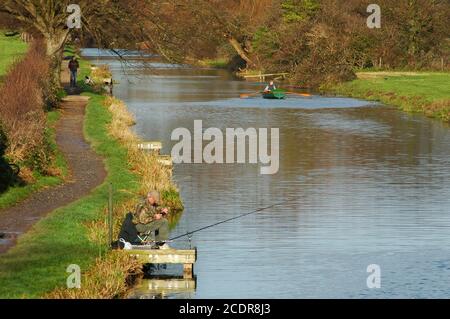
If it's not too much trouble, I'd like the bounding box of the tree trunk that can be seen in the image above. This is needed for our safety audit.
[44,31,69,88]
[45,31,69,58]
[227,36,256,68]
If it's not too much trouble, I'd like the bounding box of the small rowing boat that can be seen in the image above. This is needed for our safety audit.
[262,89,286,100]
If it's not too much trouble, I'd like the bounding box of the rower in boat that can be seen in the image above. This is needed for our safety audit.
[262,81,286,99]
[264,80,277,93]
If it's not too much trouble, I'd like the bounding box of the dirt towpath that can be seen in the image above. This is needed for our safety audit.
[0,62,106,253]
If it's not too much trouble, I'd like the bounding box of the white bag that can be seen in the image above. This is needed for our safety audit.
[119,238,132,250]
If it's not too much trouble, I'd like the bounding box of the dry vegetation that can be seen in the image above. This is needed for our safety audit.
[104,96,179,197]
[91,65,112,81]
[0,41,47,163]
[0,40,57,175]
[46,252,142,299]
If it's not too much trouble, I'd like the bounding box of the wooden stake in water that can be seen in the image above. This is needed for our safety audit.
[108,183,113,249]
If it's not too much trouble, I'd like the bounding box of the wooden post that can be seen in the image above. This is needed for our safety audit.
[108,183,113,249]
[125,248,197,278]
[183,264,193,279]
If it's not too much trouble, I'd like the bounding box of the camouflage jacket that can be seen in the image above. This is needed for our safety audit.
[132,200,161,225]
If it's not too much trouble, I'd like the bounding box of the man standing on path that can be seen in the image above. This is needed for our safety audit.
[68,57,79,87]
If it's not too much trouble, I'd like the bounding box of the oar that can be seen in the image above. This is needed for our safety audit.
[285,91,312,98]
[240,91,262,99]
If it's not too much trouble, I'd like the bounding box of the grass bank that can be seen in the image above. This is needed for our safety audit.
[0,32,28,80]
[328,71,450,122]
[0,53,182,298]
[197,58,229,69]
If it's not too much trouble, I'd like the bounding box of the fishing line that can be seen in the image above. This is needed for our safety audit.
[169,197,298,241]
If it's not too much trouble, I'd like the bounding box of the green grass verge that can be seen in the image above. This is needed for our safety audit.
[198,58,229,69]
[63,45,82,60]
[0,89,140,298]
[0,31,28,79]
[328,71,450,122]
[0,111,68,210]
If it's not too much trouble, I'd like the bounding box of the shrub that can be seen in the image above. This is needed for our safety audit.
[0,124,12,192]
[0,40,52,171]
[426,99,450,122]
[91,65,112,81]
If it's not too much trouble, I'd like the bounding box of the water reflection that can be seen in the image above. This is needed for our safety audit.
[128,275,197,299]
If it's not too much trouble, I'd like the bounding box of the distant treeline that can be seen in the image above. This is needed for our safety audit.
[2,1,448,89]
[154,0,450,87]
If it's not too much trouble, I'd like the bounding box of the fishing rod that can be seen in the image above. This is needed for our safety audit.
[169,197,298,241]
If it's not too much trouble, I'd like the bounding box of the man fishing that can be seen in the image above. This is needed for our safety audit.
[133,190,170,249]
[264,80,277,92]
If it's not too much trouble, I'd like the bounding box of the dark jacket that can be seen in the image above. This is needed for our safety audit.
[117,212,140,245]
[68,59,79,72]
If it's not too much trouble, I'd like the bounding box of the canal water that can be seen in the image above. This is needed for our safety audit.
[83,50,450,298]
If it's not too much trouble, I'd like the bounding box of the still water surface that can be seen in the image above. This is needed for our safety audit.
[84,50,450,298]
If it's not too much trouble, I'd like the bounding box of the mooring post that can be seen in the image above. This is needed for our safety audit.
[183,264,193,279]
[108,183,113,249]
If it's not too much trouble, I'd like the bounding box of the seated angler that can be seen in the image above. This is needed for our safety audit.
[133,190,170,249]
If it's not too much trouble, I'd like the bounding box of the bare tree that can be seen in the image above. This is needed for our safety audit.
[0,1,149,82]
[163,0,274,68]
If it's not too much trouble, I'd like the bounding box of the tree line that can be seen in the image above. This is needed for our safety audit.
[1,1,449,88]
[158,0,450,87]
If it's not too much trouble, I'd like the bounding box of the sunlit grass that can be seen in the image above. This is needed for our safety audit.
[330,71,450,122]
[0,32,28,79]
